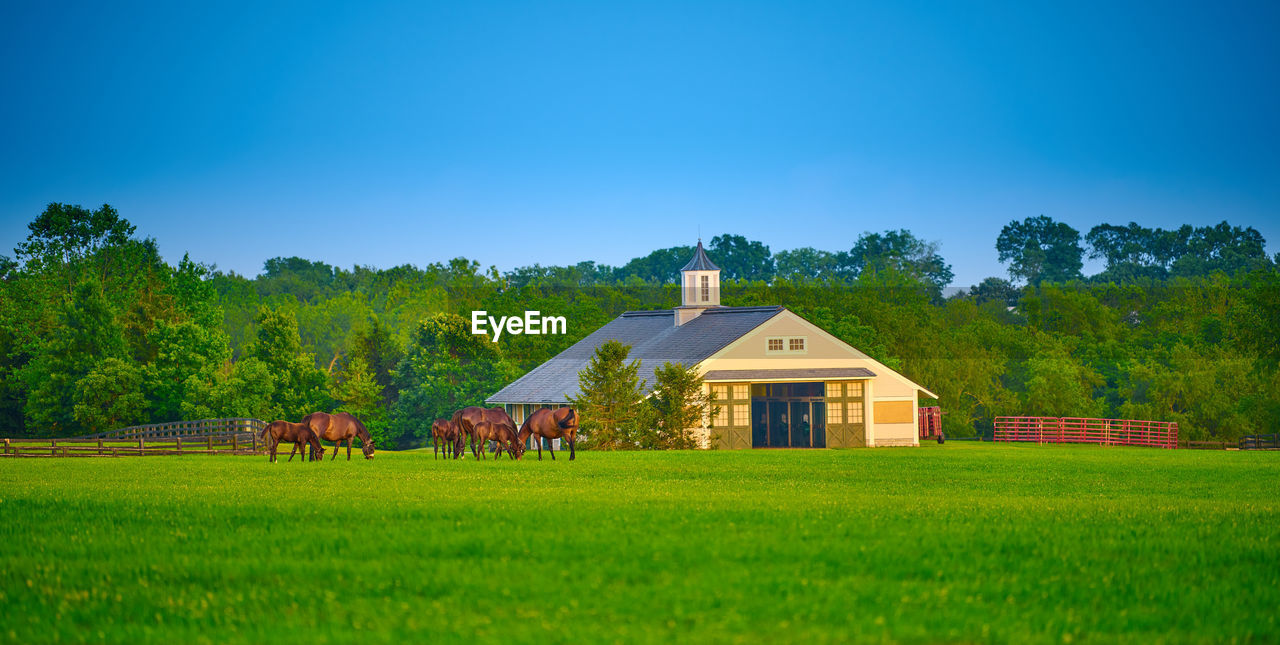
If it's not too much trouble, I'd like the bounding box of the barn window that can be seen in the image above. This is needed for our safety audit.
[733,404,749,425]
[847,382,863,398]
[701,275,710,301]
[789,338,805,351]
[767,338,784,352]
[732,384,748,400]
[847,402,864,424]
[829,404,844,424]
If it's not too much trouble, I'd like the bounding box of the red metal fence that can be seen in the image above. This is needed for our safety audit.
[994,416,1178,449]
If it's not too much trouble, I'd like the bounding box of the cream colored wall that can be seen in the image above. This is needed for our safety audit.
[712,314,867,360]
[870,390,919,447]
[693,309,932,449]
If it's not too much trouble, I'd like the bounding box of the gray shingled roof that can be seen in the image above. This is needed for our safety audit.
[680,240,720,271]
[487,306,782,404]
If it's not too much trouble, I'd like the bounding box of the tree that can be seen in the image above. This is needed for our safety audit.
[249,306,330,421]
[649,361,715,449]
[182,357,275,421]
[1021,352,1105,418]
[13,203,136,295]
[21,280,130,435]
[968,277,1020,307]
[389,313,518,448]
[849,230,953,299]
[708,235,774,281]
[614,246,695,283]
[349,317,402,408]
[568,340,648,449]
[143,256,232,422]
[74,358,148,433]
[1171,221,1272,277]
[996,215,1084,285]
[330,355,389,448]
[773,247,848,281]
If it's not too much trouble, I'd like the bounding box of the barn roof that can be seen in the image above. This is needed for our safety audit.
[487,306,783,404]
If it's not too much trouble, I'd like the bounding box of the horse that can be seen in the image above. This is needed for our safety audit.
[472,420,521,460]
[452,406,519,460]
[431,418,462,460]
[302,411,375,461]
[260,420,325,463]
[516,407,579,460]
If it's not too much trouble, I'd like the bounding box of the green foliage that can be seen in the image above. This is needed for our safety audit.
[967,276,1020,306]
[73,357,148,433]
[389,313,518,448]
[21,280,128,435]
[849,229,954,301]
[2,203,1278,448]
[708,234,774,281]
[181,357,275,421]
[249,306,330,421]
[569,340,649,449]
[330,355,389,448]
[649,361,714,449]
[997,214,1085,285]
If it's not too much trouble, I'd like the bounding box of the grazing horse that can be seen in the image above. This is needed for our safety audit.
[472,420,521,460]
[302,411,375,461]
[431,418,462,460]
[452,406,519,460]
[517,407,579,461]
[260,420,325,463]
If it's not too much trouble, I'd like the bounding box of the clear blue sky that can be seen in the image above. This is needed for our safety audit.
[2,1,1277,286]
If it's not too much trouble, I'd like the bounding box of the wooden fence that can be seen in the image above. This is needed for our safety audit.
[1,418,267,458]
[994,416,1178,449]
[1240,433,1280,450]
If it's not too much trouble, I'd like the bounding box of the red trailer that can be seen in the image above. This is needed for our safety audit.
[918,406,942,439]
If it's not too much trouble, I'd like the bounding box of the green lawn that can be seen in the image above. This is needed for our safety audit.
[0,444,1276,644]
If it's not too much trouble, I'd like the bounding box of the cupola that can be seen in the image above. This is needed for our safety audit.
[676,240,720,326]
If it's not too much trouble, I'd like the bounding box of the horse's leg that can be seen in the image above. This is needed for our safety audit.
[537,435,543,461]
[269,439,277,463]
[288,442,299,462]
[569,437,576,461]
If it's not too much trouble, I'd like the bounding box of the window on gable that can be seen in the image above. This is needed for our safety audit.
[767,336,807,354]
[701,275,710,301]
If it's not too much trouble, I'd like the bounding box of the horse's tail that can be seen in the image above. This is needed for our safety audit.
[259,422,272,448]
[558,408,577,429]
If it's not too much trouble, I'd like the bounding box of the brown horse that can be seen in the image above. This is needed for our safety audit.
[302,411,375,461]
[517,407,579,460]
[431,418,462,460]
[452,406,519,460]
[260,420,325,463]
[472,420,521,460]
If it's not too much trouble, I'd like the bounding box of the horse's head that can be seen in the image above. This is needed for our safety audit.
[311,444,325,462]
[362,441,375,459]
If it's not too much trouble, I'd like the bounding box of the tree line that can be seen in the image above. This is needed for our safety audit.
[2,203,1276,446]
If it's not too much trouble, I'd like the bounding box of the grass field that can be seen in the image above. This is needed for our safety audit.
[1,444,1276,644]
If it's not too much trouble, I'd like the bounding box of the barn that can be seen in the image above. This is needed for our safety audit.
[486,241,937,448]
